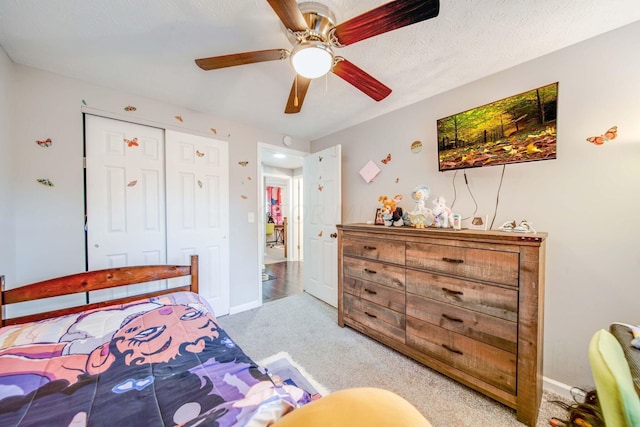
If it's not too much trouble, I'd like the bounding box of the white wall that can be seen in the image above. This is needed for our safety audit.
[0,47,14,284]
[313,22,640,390]
[5,64,310,309]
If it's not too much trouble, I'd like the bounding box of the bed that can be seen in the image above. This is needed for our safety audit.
[0,256,310,426]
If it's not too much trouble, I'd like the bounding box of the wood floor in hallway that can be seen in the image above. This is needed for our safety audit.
[262,261,303,302]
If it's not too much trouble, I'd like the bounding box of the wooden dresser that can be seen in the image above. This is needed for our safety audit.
[336,224,546,426]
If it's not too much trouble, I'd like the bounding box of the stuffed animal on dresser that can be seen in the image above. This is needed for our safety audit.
[432,196,454,228]
[408,185,435,228]
[378,195,408,226]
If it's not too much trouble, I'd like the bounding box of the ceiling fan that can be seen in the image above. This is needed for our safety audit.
[195,0,440,114]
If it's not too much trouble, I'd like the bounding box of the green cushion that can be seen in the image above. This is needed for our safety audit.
[589,329,640,427]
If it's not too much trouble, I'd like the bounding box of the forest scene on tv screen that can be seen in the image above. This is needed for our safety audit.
[437,82,558,171]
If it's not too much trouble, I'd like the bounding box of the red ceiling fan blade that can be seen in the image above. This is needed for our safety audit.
[331,0,440,46]
[285,75,312,114]
[195,49,288,71]
[332,59,391,101]
[266,0,308,32]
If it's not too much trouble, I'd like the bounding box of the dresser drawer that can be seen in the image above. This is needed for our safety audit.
[407,293,516,353]
[343,293,405,343]
[342,236,405,265]
[406,317,516,394]
[343,256,405,291]
[406,269,518,322]
[406,242,519,286]
[343,276,405,313]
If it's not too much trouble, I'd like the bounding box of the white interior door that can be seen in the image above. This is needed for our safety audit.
[85,115,166,299]
[165,130,230,316]
[303,145,341,307]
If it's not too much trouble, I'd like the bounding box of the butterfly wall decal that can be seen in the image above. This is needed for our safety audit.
[36,138,52,147]
[36,178,54,187]
[381,153,392,164]
[586,126,617,145]
[124,137,139,147]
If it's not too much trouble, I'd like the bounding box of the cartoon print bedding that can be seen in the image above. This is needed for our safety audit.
[0,291,310,426]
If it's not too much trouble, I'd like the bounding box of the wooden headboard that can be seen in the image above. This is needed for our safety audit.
[1,255,199,326]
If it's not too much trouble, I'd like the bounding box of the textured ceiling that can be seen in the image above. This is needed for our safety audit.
[1,1,639,140]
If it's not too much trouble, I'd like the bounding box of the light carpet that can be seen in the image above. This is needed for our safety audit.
[218,292,570,427]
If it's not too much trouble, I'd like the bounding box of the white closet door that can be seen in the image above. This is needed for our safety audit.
[165,130,230,316]
[85,115,166,300]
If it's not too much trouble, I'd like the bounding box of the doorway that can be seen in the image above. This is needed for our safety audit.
[258,143,305,302]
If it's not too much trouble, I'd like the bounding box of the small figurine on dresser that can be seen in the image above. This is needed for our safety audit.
[432,196,454,228]
[378,195,409,226]
[408,185,435,228]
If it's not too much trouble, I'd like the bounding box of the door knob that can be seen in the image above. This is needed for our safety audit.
[330,232,337,238]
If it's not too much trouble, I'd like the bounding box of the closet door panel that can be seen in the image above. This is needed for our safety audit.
[165,130,230,316]
[85,115,166,301]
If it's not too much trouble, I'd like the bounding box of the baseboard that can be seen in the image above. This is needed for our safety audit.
[228,299,262,315]
[543,376,573,400]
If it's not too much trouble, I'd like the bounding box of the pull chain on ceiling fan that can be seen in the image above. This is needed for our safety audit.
[195,0,440,114]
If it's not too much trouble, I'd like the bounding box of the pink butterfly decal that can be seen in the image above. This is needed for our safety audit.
[381,154,391,164]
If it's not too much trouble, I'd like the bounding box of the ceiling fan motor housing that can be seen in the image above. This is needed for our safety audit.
[284,2,337,45]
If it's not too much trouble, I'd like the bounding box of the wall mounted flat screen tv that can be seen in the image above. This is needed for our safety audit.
[437,82,558,171]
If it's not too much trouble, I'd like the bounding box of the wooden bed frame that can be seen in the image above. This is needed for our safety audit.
[0,255,199,327]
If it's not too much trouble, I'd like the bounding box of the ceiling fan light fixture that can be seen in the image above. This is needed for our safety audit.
[290,40,334,79]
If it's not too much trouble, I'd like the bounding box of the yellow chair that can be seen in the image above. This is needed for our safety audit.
[589,329,640,426]
[266,223,276,244]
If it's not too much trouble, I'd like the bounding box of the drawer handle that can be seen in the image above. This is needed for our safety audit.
[442,313,464,323]
[364,288,377,295]
[442,257,464,264]
[363,246,377,251]
[364,311,377,319]
[442,344,463,355]
[364,268,377,274]
[442,287,464,296]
